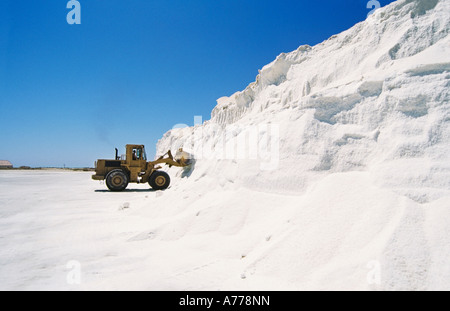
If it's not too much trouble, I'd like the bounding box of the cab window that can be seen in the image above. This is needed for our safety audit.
[132,148,141,160]
[132,147,146,161]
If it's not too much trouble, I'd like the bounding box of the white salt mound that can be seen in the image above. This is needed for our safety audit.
[155,0,450,290]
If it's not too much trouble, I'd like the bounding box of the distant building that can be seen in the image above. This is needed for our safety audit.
[0,160,13,169]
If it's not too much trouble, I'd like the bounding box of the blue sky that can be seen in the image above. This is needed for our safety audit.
[0,0,397,167]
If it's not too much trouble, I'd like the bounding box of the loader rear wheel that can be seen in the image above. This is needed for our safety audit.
[149,171,170,190]
[106,169,129,192]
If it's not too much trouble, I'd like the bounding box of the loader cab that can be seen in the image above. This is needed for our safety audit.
[126,145,147,165]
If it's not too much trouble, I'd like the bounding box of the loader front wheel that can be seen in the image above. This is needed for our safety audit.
[106,169,129,192]
[149,171,170,190]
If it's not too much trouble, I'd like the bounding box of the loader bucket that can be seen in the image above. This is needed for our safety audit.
[175,148,194,166]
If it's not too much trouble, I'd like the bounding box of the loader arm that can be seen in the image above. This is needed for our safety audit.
[150,150,191,168]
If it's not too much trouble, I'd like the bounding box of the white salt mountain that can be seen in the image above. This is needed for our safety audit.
[154,0,450,290]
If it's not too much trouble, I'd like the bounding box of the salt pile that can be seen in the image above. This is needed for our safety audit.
[154,0,450,290]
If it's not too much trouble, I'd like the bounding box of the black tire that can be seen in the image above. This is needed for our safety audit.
[149,171,170,190]
[106,169,129,192]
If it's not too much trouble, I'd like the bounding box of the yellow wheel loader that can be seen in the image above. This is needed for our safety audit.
[92,145,192,191]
